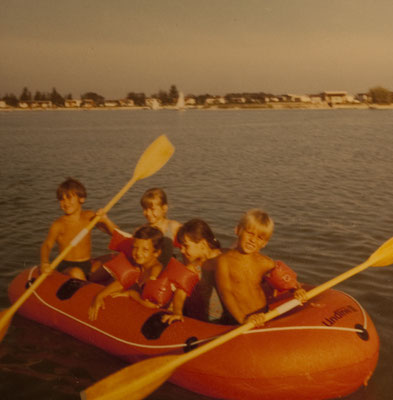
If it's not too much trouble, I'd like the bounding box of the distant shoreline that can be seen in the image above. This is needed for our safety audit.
[1,103,393,112]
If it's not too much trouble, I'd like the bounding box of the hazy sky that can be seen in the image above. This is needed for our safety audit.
[1,0,393,98]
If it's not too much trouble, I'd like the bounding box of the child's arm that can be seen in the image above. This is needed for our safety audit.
[265,260,306,302]
[161,288,187,324]
[95,209,119,235]
[111,289,159,309]
[112,261,164,310]
[170,220,182,238]
[129,290,160,309]
[88,280,123,321]
[293,286,308,304]
[40,221,61,274]
[216,256,246,324]
[131,263,163,309]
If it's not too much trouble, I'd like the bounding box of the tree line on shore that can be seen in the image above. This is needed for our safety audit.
[1,84,393,108]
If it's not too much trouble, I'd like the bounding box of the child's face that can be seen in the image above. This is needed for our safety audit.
[132,238,158,266]
[142,199,168,225]
[59,192,84,215]
[236,223,271,255]
[180,235,207,264]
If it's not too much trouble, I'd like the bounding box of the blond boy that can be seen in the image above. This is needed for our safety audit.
[217,209,306,326]
[216,209,275,325]
[40,178,118,280]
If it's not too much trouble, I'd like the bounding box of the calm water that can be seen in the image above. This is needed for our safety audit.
[0,109,392,400]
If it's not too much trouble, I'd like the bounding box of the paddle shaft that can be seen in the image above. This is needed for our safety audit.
[0,135,175,337]
[82,233,393,400]
[0,176,138,329]
[162,258,374,367]
[305,259,371,301]
[81,236,393,400]
[81,255,382,400]
[177,255,378,356]
[192,242,393,360]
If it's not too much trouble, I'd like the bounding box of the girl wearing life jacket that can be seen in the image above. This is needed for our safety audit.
[162,218,223,325]
[88,225,165,321]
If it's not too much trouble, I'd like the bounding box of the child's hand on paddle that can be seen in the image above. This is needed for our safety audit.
[96,208,106,219]
[294,286,308,304]
[40,262,51,274]
[245,313,266,328]
[95,208,118,235]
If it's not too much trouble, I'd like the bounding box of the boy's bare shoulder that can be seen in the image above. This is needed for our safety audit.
[51,215,67,230]
[218,249,234,260]
[253,252,275,269]
[45,217,66,241]
[169,219,182,232]
[82,209,96,219]
[217,249,240,267]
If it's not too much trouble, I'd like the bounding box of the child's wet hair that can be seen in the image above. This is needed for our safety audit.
[56,178,87,200]
[133,225,164,251]
[177,218,221,250]
[140,188,168,209]
[238,209,274,234]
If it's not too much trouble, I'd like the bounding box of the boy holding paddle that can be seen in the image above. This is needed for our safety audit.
[216,209,305,326]
[40,178,118,280]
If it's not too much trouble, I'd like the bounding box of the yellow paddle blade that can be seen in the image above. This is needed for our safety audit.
[367,237,393,267]
[0,136,175,344]
[81,355,178,400]
[101,134,174,216]
[0,310,11,341]
[132,135,175,181]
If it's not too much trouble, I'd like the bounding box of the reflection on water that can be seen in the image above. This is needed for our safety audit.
[0,109,392,399]
[1,315,210,400]
[1,316,125,400]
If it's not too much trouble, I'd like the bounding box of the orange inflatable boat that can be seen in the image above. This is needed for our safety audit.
[8,266,379,400]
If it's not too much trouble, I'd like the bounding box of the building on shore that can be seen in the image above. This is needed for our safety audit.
[322,91,352,106]
[17,100,53,109]
[65,99,82,108]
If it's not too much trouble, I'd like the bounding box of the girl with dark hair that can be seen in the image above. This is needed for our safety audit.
[162,219,224,324]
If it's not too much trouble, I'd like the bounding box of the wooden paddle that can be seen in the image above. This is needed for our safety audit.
[0,135,175,342]
[80,236,393,400]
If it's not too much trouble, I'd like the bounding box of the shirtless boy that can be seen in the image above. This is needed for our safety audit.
[40,178,118,280]
[216,209,279,325]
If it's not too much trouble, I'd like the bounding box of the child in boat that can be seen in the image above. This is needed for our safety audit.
[88,225,164,321]
[162,218,223,324]
[216,209,305,327]
[106,188,181,266]
[140,188,181,266]
[40,178,118,280]
[90,187,181,282]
